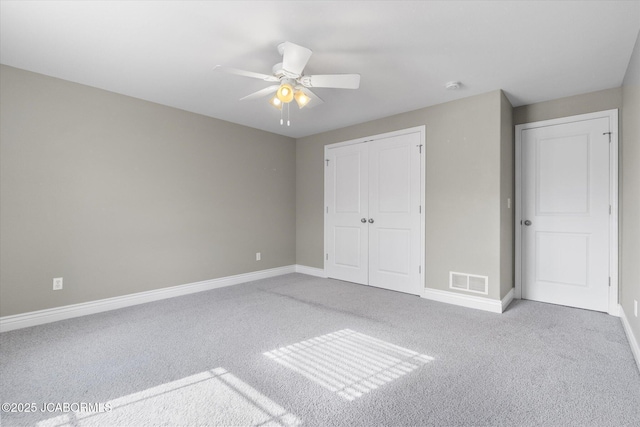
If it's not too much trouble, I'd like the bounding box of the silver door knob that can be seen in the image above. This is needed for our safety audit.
[361,218,367,223]
[524,220,532,226]
[368,218,374,223]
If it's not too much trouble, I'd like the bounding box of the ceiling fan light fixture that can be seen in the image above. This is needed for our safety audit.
[269,95,283,110]
[294,90,311,108]
[216,42,358,124]
[276,83,294,103]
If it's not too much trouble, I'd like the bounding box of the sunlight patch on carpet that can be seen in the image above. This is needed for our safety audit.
[264,329,433,401]
[37,367,300,427]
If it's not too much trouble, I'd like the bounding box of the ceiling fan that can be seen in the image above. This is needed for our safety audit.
[215,41,361,125]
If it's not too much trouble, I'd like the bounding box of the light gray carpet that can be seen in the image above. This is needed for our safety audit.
[1,273,639,426]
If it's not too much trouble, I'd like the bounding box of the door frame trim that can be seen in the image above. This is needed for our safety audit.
[324,125,426,295]
[515,109,619,316]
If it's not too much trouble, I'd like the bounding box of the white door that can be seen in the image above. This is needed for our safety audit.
[522,117,611,312]
[325,131,422,295]
[325,142,369,285]
[368,134,422,294]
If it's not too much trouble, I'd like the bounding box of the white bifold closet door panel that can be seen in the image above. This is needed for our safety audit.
[368,135,421,293]
[325,131,422,295]
[325,143,369,285]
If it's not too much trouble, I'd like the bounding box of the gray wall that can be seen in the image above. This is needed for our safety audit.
[500,92,515,299]
[0,65,296,317]
[514,87,622,125]
[621,31,640,343]
[296,90,513,301]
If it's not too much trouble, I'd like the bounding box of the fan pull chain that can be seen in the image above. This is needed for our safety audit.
[277,103,291,126]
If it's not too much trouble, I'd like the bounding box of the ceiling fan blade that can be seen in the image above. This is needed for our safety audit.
[239,85,279,101]
[281,42,312,76]
[214,65,279,82]
[301,74,361,89]
[302,89,324,109]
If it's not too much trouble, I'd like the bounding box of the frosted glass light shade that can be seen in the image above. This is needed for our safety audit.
[276,83,294,103]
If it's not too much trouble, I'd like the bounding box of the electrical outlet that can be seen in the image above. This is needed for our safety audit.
[635,299,638,317]
[256,252,261,261]
[507,198,511,209]
[53,277,63,290]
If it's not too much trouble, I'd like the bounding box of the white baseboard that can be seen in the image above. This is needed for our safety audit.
[422,287,512,314]
[609,303,620,317]
[619,304,640,373]
[295,264,327,278]
[0,265,296,333]
[501,288,515,312]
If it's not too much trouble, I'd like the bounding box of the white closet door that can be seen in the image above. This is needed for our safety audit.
[325,130,422,296]
[522,117,610,312]
[368,133,422,295]
[325,143,369,285]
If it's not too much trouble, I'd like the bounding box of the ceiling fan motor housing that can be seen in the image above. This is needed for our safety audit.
[272,63,285,78]
[272,62,301,80]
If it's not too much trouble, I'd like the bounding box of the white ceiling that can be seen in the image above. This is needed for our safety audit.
[1,1,639,138]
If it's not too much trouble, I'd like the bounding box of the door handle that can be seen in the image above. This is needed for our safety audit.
[524,220,532,226]
[361,218,367,223]
[368,218,374,223]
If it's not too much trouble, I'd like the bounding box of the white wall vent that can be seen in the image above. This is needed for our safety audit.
[449,272,488,295]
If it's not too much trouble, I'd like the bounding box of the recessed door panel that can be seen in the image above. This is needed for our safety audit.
[377,228,410,275]
[334,226,362,268]
[335,153,362,213]
[536,134,590,215]
[378,145,411,213]
[535,232,589,287]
